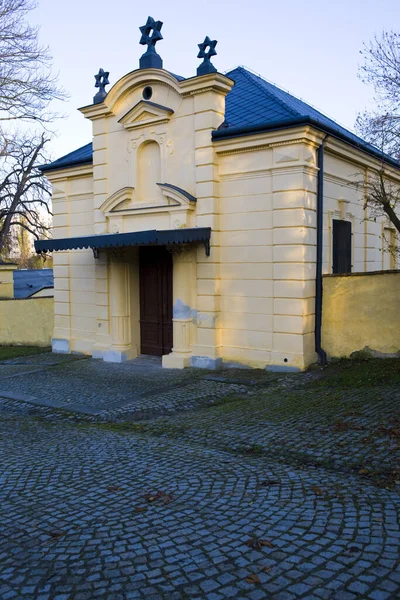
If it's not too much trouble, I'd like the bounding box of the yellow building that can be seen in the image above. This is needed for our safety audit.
[36,18,399,371]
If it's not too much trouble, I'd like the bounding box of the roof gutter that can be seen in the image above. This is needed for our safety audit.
[38,157,93,173]
[212,116,400,170]
[315,136,328,366]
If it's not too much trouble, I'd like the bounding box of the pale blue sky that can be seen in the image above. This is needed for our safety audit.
[31,0,399,161]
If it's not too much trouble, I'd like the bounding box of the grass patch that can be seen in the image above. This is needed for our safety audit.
[310,358,400,389]
[0,345,51,361]
[95,421,193,439]
[93,422,148,434]
[239,443,265,456]
[208,389,345,423]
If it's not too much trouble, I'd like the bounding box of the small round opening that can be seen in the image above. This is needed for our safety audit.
[284,358,288,363]
[143,86,153,100]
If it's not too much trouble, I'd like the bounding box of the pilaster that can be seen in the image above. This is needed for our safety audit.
[104,255,135,362]
[190,85,230,369]
[92,252,111,359]
[270,143,319,370]
[92,118,108,234]
[52,250,71,354]
[0,261,17,298]
[163,245,196,369]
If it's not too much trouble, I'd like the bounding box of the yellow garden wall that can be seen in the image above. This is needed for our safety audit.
[322,271,400,357]
[0,297,54,346]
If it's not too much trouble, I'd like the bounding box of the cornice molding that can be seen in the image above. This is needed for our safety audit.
[79,103,113,120]
[323,171,359,188]
[325,137,400,180]
[180,72,234,98]
[214,126,322,155]
[220,163,318,182]
[218,143,272,157]
[45,164,93,182]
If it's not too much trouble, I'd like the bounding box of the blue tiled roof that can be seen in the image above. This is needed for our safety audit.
[224,67,299,128]
[217,67,398,167]
[13,269,54,299]
[41,66,399,171]
[39,143,92,173]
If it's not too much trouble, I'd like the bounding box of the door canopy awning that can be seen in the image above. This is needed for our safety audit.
[34,227,211,257]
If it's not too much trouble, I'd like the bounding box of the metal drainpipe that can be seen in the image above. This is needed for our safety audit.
[315,136,328,365]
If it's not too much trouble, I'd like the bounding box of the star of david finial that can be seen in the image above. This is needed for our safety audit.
[93,68,110,104]
[139,16,163,69]
[197,36,218,76]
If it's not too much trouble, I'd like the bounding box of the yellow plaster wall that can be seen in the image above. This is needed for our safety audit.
[0,297,53,346]
[212,138,319,370]
[323,151,399,274]
[322,271,400,357]
[51,170,97,354]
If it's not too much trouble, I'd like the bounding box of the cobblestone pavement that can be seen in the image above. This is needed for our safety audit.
[141,383,400,486]
[0,354,274,417]
[0,354,399,599]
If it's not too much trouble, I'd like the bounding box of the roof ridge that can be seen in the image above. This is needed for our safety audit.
[234,66,301,119]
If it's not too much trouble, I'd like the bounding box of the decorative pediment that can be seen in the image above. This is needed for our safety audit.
[118,100,174,131]
[100,187,135,213]
[157,183,196,207]
[100,183,196,217]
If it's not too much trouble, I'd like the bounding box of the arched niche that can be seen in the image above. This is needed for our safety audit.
[137,140,162,203]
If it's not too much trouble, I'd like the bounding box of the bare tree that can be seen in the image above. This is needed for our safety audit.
[0,1,65,259]
[0,132,51,254]
[356,30,400,247]
[0,0,64,126]
[357,31,400,159]
[361,169,400,232]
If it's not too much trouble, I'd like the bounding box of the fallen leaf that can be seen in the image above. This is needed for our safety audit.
[262,565,272,573]
[144,490,174,504]
[334,420,364,432]
[134,506,147,513]
[311,485,324,496]
[107,485,122,492]
[333,421,350,431]
[245,573,261,584]
[48,531,65,540]
[245,537,274,550]
[144,495,157,503]
[259,480,279,487]
[358,469,369,475]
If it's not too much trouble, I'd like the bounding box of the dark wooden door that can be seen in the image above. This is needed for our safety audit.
[139,246,173,356]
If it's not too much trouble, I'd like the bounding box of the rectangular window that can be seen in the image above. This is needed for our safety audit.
[332,219,352,274]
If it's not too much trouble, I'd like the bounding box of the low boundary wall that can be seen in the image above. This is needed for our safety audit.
[322,270,400,358]
[0,297,54,346]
